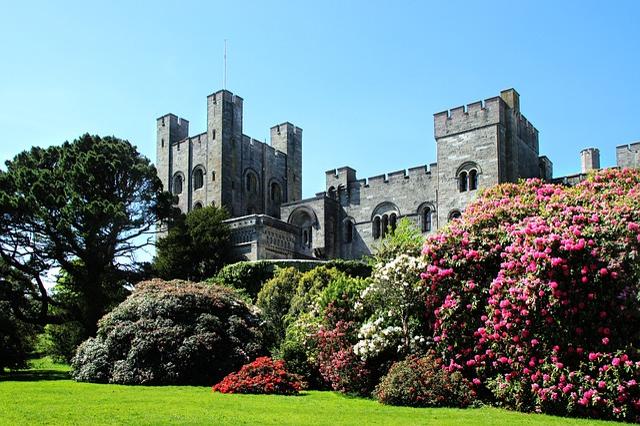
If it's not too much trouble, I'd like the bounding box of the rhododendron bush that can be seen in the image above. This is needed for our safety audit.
[212,357,303,395]
[421,168,640,421]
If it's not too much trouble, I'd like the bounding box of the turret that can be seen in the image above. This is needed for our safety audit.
[156,113,189,193]
[207,90,244,214]
[580,148,600,173]
[271,122,302,203]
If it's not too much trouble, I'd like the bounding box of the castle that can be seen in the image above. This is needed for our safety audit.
[156,89,640,260]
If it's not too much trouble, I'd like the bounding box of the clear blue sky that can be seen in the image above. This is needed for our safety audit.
[1,0,638,198]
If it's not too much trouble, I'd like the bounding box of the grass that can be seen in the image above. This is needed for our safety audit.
[0,358,620,425]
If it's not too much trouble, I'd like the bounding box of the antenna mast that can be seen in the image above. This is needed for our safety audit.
[223,39,227,90]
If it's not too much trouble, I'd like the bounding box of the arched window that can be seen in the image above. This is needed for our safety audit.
[469,169,478,190]
[459,171,468,192]
[328,186,336,199]
[344,219,354,243]
[381,215,389,238]
[172,174,183,195]
[449,210,462,221]
[193,167,204,190]
[373,216,381,239]
[245,171,258,194]
[389,213,397,233]
[193,202,203,210]
[457,162,481,193]
[271,182,282,203]
[289,207,316,250]
[422,207,432,232]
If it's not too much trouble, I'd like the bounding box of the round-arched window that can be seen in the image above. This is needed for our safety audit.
[172,174,183,195]
[459,171,468,192]
[344,219,354,243]
[193,167,205,190]
[271,182,282,204]
[422,206,432,232]
[457,162,480,193]
[245,171,258,194]
[469,169,478,190]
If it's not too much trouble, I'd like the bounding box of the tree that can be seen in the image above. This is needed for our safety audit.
[370,217,424,265]
[153,205,233,281]
[0,134,172,336]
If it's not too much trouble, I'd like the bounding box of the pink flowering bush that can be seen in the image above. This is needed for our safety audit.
[316,302,373,395]
[421,168,640,421]
[375,352,475,408]
[212,357,303,395]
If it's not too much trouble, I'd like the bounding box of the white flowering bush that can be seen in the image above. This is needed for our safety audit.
[355,254,429,362]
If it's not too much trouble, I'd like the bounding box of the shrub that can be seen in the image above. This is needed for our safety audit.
[71,279,264,385]
[316,305,371,395]
[256,267,302,350]
[314,277,372,395]
[375,352,474,408]
[286,267,348,322]
[212,356,304,395]
[278,267,368,391]
[420,168,640,421]
[213,261,276,301]
[38,321,86,363]
[355,254,428,362]
[324,259,372,279]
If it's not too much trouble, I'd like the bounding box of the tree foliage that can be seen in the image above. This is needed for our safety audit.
[370,217,424,265]
[0,134,171,336]
[153,205,233,281]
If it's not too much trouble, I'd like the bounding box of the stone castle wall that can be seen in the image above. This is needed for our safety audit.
[156,88,636,262]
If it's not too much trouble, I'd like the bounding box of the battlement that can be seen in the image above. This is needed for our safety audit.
[616,141,640,151]
[175,131,207,145]
[271,122,303,137]
[333,163,436,190]
[434,96,504,139]
[326,166,357,190]
[157,113,189,143]
[207,89,244,104]
[616,141,640,169]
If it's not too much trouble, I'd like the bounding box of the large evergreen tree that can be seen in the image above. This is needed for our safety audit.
[154,205,233,281]
[0,134,173,336]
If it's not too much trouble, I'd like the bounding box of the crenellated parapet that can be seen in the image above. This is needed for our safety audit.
[434,97,504,139]
[616,142,640,169]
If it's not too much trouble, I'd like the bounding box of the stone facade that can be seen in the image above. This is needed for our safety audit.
[156,88,636,261]
[616,142,640,169]
[156,90,301,219]
[282,89,552,259]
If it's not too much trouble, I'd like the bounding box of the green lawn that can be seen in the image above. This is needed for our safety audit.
[0,359,618,425]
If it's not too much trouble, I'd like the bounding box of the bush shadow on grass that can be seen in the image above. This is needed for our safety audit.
[0,369,70,382]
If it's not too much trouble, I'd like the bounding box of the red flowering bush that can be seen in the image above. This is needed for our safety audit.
[212,357,303,395]
[316,303,372,395]
[421,168,640,421]
[375,352,475,408]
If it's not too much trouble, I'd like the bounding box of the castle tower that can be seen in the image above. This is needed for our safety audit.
[580,148,600,173]
[271,122,302,203]
[156,113,189,211]
[434,88,544,226]
[207,90,244,216]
